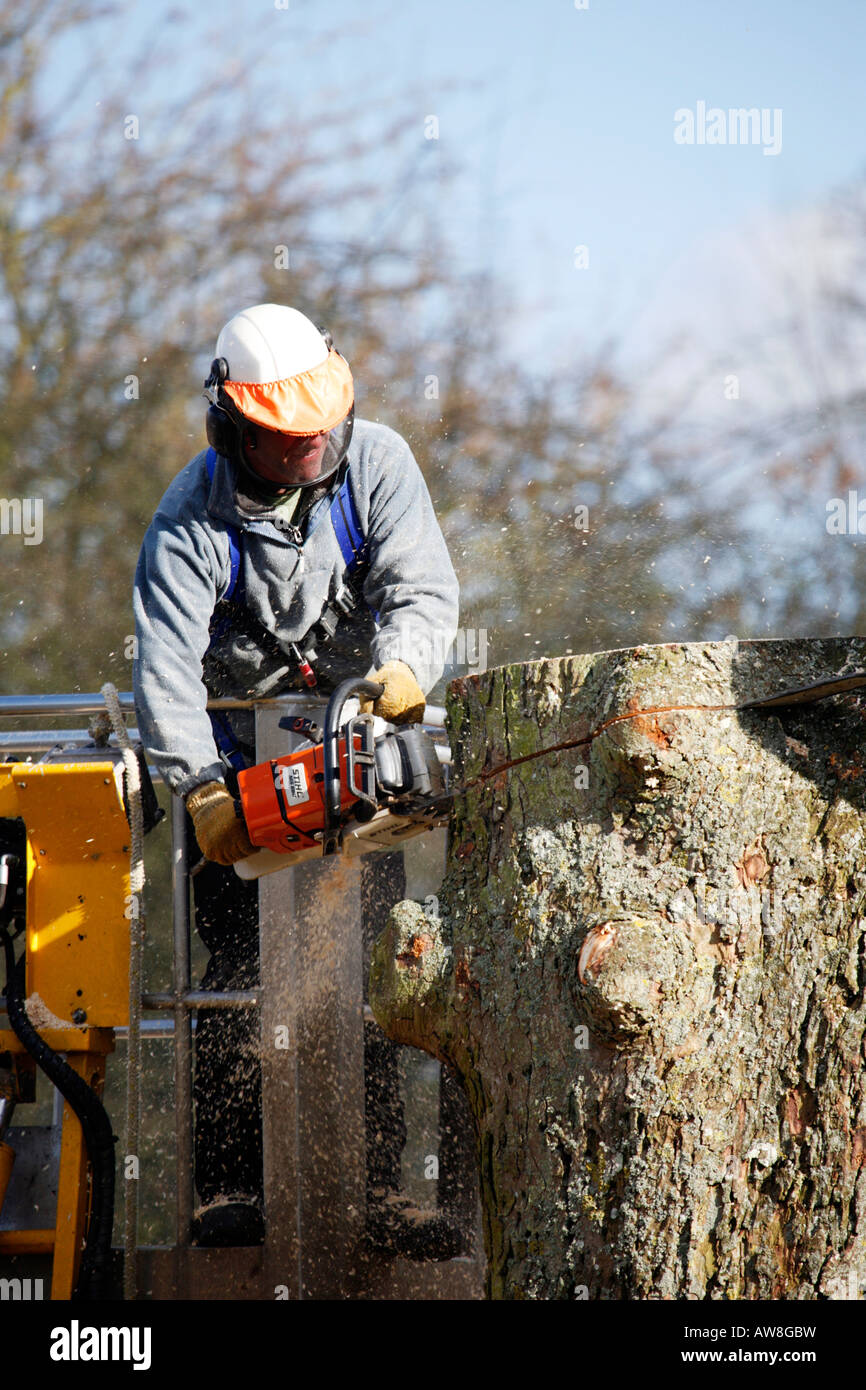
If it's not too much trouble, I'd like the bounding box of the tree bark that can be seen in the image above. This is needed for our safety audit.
[370,639,866,1299]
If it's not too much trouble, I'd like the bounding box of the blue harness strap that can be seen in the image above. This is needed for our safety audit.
[329,474,368,574]
[330,472,378,619]
[208,711,248,774]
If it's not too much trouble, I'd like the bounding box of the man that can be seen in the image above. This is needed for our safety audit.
[133,303,459,1250]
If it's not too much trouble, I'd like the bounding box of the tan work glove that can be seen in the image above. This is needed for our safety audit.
[186,781,256,866]
[359,660,426,725]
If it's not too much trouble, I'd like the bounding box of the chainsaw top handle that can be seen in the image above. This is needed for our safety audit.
[322,677,385,855]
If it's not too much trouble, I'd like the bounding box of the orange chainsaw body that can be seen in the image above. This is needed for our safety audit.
[237,725,374,855]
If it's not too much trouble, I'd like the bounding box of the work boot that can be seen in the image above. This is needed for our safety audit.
[191,1195,264,1248]
[365,1188,466,1262]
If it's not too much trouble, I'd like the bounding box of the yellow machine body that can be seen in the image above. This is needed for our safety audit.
[0,759,131,1028]
[0,755,131,1295]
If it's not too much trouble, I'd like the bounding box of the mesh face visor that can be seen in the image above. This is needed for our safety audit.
[223,408,355,492]
[313,413,354,487]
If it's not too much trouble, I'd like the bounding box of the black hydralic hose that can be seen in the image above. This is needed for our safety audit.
[1,928,117,1300]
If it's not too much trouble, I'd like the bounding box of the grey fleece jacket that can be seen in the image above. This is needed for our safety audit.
[133,418,459,797]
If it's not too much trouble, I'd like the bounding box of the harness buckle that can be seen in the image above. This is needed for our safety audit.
[333,582,358,617]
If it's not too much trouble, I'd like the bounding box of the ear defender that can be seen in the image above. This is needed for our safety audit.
[205,405,236,457]
[203,357,241,459]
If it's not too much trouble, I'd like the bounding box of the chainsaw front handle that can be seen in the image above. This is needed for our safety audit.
[322,678,385,855]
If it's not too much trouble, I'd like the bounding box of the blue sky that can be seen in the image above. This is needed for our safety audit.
[320,0,866,361]
[51,0,866,367]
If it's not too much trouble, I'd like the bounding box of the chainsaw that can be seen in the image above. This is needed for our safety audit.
[233,677,453,879]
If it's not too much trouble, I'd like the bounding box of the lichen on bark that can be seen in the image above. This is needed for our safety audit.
[370,639,866,1299]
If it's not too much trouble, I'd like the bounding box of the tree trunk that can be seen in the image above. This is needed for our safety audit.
[369,639,866,1300]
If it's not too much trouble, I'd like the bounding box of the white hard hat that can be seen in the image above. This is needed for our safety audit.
[216,304,330,384]
[213,302,353,436]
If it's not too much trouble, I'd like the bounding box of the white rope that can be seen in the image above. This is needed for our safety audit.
[101,682,144,1302]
